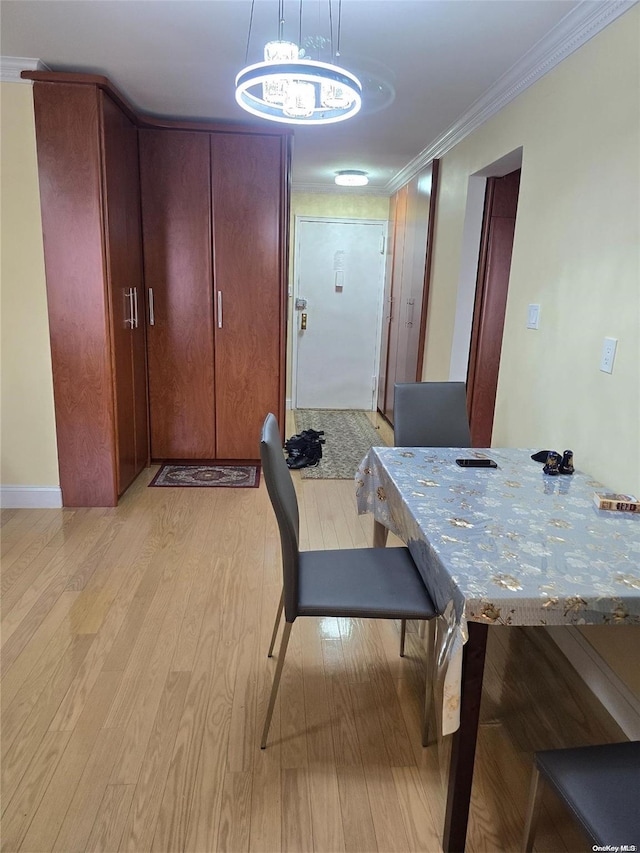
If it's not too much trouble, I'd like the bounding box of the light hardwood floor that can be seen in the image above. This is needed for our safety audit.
[1,414,626,852]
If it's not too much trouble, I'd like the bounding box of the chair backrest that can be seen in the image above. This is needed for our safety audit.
[393,382,471,447]
[260,413,300,622]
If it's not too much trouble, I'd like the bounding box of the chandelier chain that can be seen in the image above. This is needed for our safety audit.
[299,0,303,51]
[278,0,285,41]
[244,0,256,63]
[328,0,334,61]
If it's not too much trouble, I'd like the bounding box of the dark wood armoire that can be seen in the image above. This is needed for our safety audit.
[26,71,291,506]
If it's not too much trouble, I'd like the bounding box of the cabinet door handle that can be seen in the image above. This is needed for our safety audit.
[133,287,139,329]
[406,298,415,328]
[217,291,223,329]
[125,288,135,328]
[148,288,155,326]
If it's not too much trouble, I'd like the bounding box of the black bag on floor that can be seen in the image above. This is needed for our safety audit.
[284,429,325,469]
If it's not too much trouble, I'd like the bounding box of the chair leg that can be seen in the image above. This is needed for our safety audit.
[261,621,293,749]
[522,766,544,852]
[400,619,407,657]
[421,618,437,746]
[418,620,426,639]
[267,589,284,657]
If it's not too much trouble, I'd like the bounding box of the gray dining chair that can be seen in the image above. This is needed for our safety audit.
[260,413,438,749]
[393,381,471,447]
[393,381,470,640]
[522,741,640,851]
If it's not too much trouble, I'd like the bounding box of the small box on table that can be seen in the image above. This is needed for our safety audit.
[593,492,640,512]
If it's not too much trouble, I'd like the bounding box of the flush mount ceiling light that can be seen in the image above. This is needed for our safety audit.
[335,170,369,186]
[235,0,362,126]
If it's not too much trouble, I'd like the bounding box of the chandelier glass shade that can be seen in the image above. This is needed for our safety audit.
[261,41,298,105]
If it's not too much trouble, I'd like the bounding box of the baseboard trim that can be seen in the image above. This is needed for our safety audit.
[0,485,63,509]
[546,625,640,739]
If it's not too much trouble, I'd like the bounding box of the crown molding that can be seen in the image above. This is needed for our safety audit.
[0,56,51,83]
[385,0,637,195]
[292,181,390,196]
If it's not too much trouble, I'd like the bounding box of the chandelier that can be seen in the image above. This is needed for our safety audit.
[235,0,362,126]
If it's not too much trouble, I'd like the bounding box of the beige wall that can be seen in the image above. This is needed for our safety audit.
[423,10,640,692]
[424,7,640,496]
[0,82,59,487]
[286,192,390,401]
[290,192,389,222]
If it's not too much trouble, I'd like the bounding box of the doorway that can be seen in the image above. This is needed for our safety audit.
[293,217,386,410]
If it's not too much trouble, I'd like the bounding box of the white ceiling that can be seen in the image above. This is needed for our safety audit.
[0,0,625,191]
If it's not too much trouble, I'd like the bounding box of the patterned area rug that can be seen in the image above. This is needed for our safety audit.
[293,410,386,479]
[149,463,260,488]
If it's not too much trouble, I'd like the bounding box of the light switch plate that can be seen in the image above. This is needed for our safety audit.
[600,337,617,373]
[527,304,540,329]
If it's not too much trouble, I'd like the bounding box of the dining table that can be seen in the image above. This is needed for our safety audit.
[355,446,640,852]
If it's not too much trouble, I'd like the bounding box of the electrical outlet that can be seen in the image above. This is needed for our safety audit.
[527,304,540,329]
[600,337,617,374]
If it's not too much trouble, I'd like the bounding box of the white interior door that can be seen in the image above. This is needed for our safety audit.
[294,218,386,410]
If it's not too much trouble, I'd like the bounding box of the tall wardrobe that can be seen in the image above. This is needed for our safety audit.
[26,71,291,507]
[377,161,439,423]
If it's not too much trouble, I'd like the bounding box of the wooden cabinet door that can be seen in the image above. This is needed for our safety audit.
[379,162,438,425]
[395,164,434,387]
[211,133,285,460]
[382,184,408,422]
[377,193,398,415]
[101,93,148,493]
[131,292,149,473]
[140,130,216,459]
[32,82,118,506]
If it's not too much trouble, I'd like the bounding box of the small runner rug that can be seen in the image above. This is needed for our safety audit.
[149,463,260,488]
[293,410,385,480]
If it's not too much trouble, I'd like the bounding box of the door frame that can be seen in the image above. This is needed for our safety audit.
[447,149,523,444]
[291,215,388,410]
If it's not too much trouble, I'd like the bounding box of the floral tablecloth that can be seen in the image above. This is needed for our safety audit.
[356,447,640,735]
